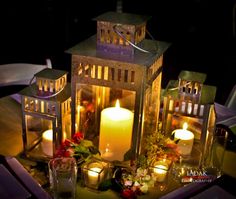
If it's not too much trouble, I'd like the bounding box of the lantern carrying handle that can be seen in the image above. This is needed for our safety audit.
[28,75,66,99]
[167,82,192,91]
[113,24,158,54]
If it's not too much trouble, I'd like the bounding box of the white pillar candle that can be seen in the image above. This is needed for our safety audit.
[41,129,53,156]
[88,167,102,185]
[99,100,134,161]
[173,123,194,156]
[153,165,168,182]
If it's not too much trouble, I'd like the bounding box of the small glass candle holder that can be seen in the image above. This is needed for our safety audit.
[149,157,172,183]
[82,159,108,190]
[48,157,77,199]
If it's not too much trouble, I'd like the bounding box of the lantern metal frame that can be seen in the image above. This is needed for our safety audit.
[66,11,170,160]
[20,68,71,161]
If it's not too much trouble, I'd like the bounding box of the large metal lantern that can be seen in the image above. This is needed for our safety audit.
[66,11,170,161]
[162,70,217,167]
[20,68,71,161]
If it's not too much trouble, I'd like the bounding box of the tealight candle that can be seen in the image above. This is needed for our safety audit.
[88,167,102,185]
[173,123,194,156]
[154,164,168,182]
[41,129,53,156]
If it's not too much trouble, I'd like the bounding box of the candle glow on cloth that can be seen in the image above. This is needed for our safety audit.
[99,100,134,161]
[41,129,53,156]
[173,122,194,156]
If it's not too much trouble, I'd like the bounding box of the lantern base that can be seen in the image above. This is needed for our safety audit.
[23,141,53,162]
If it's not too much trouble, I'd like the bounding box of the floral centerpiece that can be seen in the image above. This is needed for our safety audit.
[119,133,180,199]
[55,131,179,199]
[97,132,180,199]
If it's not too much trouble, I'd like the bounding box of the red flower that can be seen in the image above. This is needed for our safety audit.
[120,188,137,199]
[72,132,84,144]
[86,103,95,112]
[64,139,72,147]
[62,150,71,157]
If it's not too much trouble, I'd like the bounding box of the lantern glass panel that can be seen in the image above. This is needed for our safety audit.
[75,83,135,161]
[61,98,72,139]
[25,115,53,158]
[141,71,162,150]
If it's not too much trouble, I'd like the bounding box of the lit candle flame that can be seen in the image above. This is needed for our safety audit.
[115,100,120,108]
[183,122,188,130]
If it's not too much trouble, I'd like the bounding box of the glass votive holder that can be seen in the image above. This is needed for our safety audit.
[149,158,172,183]
[82,159,108,190]
[48,157,78,199]
[204,126,228,178]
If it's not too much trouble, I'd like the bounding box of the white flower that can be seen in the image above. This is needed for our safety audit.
[142,174,151,181]
[124,180,133,187]
[133,181,140,187]
[140,183,149,193]
[136,168,148,177]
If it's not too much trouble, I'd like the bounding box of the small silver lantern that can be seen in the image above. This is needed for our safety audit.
[162,70,216,167]
[82,159,109,189]
[20,68,71,161]
[66,11,170,161]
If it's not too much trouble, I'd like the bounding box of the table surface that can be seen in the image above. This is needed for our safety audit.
[0,95,235,199]
[74,173,184,199]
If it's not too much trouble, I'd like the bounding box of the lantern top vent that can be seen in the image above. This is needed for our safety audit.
[178,70,206,83]
[93,11,152,56]
[93,11,151,26]
[164,70,216,104]
[34,68,68,80]
[19,83,71,103]
[20,68,69,99]
[66,35,170,66]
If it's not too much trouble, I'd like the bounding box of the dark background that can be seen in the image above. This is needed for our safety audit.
[0,0,236,104]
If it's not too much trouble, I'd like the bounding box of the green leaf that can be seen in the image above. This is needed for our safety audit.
[80,140,94,148]
[74,145,90,155]
[88,146,100,155]
[98,179,113,191]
